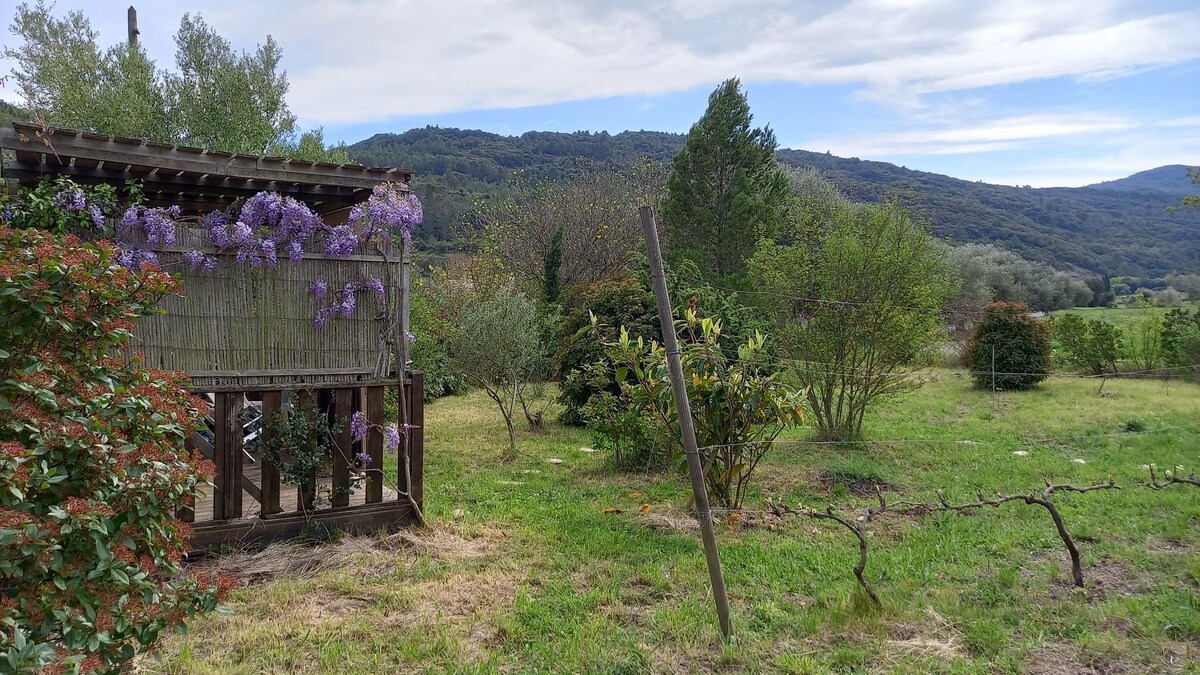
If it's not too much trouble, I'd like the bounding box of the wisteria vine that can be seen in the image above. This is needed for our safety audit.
[5,178,424,330]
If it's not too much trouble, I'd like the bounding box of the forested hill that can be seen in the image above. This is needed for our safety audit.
[347,127,1199,277]
[1085,165,1195,195]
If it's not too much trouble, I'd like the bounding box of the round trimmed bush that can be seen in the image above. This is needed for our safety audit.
[966,301,1051,390]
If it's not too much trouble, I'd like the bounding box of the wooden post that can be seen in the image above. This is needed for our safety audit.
[639,205,733,639]
[408,372,424,511]
[400,243,412,373]
[332,389,353,508]
[365,387,385,504]
[259,391,283,517]
[213,392,244,521]
[178,433,196,523]
[127,6,138,48]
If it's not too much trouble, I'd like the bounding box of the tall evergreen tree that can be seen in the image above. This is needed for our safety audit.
[661,78,788,280]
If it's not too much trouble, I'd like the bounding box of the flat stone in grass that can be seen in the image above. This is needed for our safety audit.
[545,458,564,464]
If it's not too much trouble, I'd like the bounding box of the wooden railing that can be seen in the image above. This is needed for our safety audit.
[183,373,424,550]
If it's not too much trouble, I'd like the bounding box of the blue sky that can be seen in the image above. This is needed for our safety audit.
[3,0,1198,187]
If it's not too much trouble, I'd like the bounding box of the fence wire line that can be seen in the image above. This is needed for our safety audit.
[695,423,1197,452]
[674,273,1191,320]
[640,345,1200,381]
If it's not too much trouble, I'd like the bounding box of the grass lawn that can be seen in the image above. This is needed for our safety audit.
[1053,301,1199,324]
[148,372,1200,674]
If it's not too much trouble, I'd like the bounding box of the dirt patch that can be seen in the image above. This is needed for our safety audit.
[883,608,964,664]
[189,522,506,584]
[1019,550,1150,600]
[638,510,702,534]
[814,469,898,497]
[1024,643,1102,675]
[384,570,518,633]
[299,594,371,621]
[1143,536,1193,555]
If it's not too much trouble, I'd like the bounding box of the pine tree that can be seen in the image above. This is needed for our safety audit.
[661,78,788,280]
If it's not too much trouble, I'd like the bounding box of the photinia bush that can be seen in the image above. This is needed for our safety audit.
[0,227,228,673]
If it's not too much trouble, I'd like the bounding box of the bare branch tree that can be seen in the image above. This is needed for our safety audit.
[769,486,889,605]
[768,478,1121,601]
[1147,464,1200,489]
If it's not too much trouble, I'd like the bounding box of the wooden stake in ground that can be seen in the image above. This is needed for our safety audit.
[638,205,733,639]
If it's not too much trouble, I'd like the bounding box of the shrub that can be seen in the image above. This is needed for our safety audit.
[1162,308,1200,367]
[580,391,668,472]
[0,227,225,672]
[448,287,550,457]
[599,313,803,508]
[1052,314,1123,375]
[966,301,1051,390]
[409,278,467,401]
[553,277,658,426]
[1124,311,1166,372]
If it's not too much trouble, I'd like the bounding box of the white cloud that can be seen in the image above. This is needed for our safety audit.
[65,0,1190,125]
[803,114,1136,157]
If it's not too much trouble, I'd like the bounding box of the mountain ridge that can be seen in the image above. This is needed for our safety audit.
[346,126,1199,277]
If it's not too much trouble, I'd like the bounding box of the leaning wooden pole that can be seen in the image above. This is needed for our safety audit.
[639,205,733,639]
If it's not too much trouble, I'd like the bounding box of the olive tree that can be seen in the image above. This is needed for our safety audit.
[448,287,550,458]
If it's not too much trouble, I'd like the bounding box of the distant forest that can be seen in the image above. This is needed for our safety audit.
[347,127,1199,277]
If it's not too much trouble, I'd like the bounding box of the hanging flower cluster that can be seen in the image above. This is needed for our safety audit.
[6,177,423,331]
[204,192,324,267]
[348,182,424,245]
[310,277,386,328]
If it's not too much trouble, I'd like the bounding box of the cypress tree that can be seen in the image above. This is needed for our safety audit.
[543,225,564,302]
[661,78,788,280]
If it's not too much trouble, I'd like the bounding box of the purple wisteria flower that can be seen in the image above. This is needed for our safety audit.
[364,276,385,300]
[118,205,179,247]
[324,224,358,256]
[313,307,336,329]
[0,205,13,223]
[344,184,423,247]
[309,279,329,298]
[404,330,416,344]
[183,250,217,272]
[87,204,105,228]
[53,187,86,212]
[350,411,368,443]
[337,284,357,318]
[383,423,401,454]
[354,450,372,466]
[115,246,159,270]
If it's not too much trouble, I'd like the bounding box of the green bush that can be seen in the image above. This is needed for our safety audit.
[1052,314,1123,375]
[553,277,658,426]
[409,279,467,401]
[1162,308,1200,367]
[580,391,668,472]
[966,301,1052,390]
[0,227,225,672]
[598,313,803,508]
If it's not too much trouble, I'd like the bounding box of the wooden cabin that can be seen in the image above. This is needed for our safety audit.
[0,122,425,549]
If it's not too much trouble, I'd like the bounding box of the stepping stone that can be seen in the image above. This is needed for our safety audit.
[546,458,564,464]
[580,447,599,453]
[1012,450,1029,457]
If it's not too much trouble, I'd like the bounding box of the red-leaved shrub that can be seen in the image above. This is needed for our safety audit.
[0,227,227,673]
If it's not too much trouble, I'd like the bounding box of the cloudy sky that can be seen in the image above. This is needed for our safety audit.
[2,0,1198,187]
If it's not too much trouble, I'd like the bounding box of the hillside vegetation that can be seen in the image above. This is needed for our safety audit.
[348,128,1199,277]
